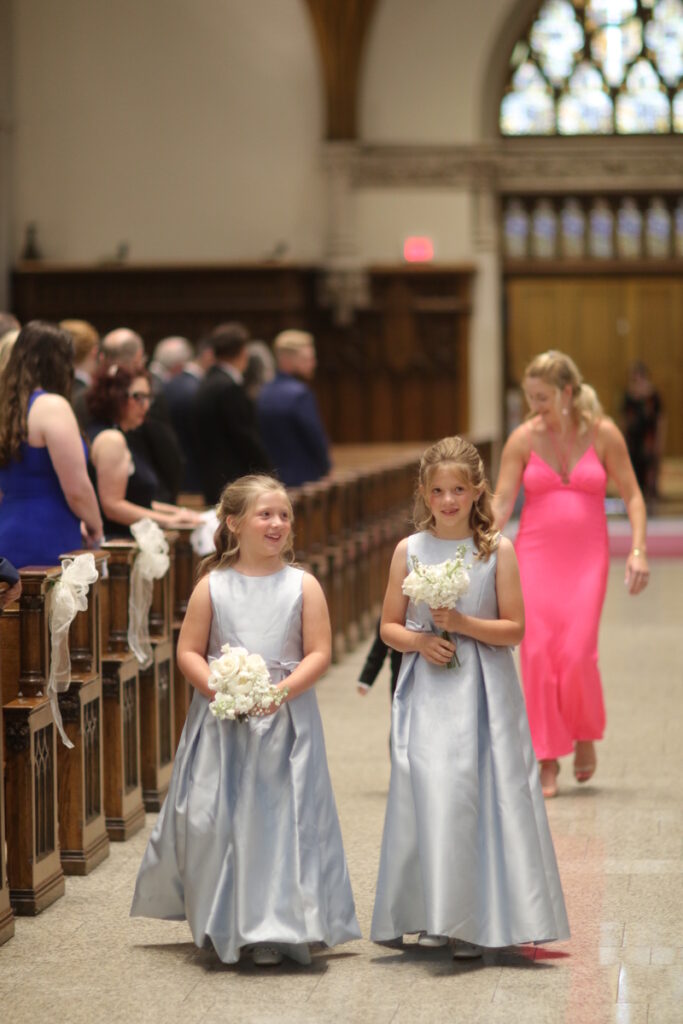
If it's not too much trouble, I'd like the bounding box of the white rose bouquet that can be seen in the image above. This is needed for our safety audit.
[208,643,288,720]
[401,546,471,668]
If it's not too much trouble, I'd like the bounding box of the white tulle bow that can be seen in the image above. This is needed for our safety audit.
[48,553,99,748]
[128,518,170,669]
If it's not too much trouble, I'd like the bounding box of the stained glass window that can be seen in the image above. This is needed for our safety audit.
[500,0,682,134]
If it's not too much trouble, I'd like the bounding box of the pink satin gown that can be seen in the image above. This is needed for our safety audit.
[515,444,609,760]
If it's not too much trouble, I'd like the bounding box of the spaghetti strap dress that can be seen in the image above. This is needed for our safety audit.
[130,564,360,964]
[515,443,609,760]
[0,389,84,567]
[371,532,569,949]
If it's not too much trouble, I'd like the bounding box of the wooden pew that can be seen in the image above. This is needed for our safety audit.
[172,526,197,750]
[139,532,177,810]
[56,549,110,874]
[0,594,15,944]
[99,542,145,841]
[2,567,65,914]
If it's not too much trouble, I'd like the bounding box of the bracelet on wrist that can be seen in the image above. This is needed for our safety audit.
[631,547,645,557]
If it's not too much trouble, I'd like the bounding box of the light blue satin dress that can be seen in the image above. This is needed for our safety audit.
[371,532,570,948]
[131,565,361,963]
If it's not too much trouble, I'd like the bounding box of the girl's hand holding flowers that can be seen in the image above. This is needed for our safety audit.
[430,607,465,634]
[209,643,288,721]
[418,631,457,667]
[401,549,471,669]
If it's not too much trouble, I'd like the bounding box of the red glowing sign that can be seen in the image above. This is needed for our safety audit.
[403,236,434,262]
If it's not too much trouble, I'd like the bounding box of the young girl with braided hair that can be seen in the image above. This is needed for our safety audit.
[131,475,360,966]
[371,437,569,958]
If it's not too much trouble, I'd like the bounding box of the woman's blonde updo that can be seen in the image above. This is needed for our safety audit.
[524,350,602,431]
[413,436,498,560]
[198,475,295,578]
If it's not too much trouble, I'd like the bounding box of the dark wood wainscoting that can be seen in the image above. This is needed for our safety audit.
[11,262,474,444]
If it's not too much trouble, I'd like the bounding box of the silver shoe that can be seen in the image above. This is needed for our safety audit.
[252,944,284,966]
[452,940,483,959]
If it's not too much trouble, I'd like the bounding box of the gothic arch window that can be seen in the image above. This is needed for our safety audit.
[500,0,683,135]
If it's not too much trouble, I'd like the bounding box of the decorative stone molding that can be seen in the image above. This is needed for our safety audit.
[350,138,683,193]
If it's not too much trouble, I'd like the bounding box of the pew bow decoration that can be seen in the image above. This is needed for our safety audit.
[128,518,170,669]
[48,552,99,748]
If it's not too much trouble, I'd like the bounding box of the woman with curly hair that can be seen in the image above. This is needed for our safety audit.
[0,320,103,566]
[87,362,200,538]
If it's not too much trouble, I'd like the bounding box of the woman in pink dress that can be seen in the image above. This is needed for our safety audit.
[493,351,649,798]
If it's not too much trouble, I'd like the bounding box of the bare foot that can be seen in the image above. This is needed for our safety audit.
[574,741,597,783]
[540,759,560,798]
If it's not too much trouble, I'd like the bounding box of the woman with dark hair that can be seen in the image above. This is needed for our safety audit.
[87,363,200,538]
[0,320,103,566]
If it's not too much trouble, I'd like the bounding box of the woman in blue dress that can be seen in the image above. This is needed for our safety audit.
[0,320,103,567]
[131,474,360,965]
[371,437,569,958]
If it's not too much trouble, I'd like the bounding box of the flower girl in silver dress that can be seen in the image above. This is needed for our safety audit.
[371,437,569,958]
[131,475,360,966]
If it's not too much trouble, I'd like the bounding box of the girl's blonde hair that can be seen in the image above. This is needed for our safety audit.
[413,436,498,560]
[524,350,602,431]
[198,475,295,578]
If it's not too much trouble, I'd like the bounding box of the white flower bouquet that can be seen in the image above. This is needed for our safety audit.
[401,546,470,668]
[208,643,288,720]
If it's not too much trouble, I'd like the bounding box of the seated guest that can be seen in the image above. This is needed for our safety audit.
[60,318,100,415]
[192,322,271,504]
[164,338,214,493]
[257,329,331,487]
[94,328,185,503]
[0,321,103,566]
[87,363,201,539]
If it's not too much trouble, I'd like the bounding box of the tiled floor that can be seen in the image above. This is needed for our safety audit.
[2,560,682,1024]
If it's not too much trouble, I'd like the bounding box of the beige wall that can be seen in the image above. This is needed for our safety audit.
[362,0,517,144]
[10,0,324,262]
[8,0,523,438]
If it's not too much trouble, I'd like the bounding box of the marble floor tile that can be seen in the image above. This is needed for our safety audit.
[1,560,682,1024]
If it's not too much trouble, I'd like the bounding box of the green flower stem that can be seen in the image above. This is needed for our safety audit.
[440,629,461,669]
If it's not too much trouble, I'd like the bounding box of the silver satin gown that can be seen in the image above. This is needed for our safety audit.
[131,565,361,963]
[371,532,570,948]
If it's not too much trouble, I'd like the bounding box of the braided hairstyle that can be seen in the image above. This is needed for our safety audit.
[413,436,499,561]
[198,475,295,578]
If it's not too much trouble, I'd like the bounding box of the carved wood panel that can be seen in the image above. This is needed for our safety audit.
[505,275,683,456]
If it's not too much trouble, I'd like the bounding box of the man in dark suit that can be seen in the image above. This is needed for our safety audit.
[256,330,331,488]
[164,338,215,493]
[192,322,271,504]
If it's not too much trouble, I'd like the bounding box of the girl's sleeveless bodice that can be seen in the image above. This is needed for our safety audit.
[87,422,158,539]
[0,390,84,566]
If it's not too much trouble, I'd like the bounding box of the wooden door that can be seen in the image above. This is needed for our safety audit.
[505,276,683,456]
